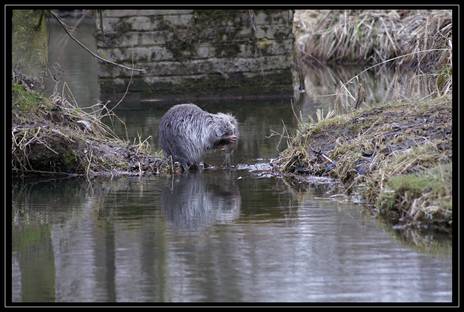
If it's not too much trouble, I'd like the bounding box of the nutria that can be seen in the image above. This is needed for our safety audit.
[159,103,239,170]
[161,171,241,229]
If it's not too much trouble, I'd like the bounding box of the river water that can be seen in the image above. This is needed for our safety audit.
[10,14,453,303]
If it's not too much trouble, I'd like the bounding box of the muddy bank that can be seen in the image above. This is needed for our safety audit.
[12,79,168,177]
[274,96,452,233]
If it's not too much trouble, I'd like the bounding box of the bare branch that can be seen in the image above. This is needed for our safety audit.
[49,10,146,73]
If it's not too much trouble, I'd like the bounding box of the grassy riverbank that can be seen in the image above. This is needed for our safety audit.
[12,79,168,177]
[274,96,452,233]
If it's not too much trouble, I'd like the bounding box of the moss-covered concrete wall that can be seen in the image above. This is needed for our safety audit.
[96,9,294,100]
[12,10,48,82]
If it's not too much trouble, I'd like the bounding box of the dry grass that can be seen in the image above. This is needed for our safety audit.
[294,10,451,68]
[274,95,452,232]
[293,10,452,112]
[12,80,167,177]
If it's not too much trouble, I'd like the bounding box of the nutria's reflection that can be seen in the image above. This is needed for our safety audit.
[160,172,241,230]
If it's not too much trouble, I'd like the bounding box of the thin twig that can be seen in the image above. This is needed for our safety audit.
[290,99,302,124]
[49,10,145,73]
[106,58,136,114]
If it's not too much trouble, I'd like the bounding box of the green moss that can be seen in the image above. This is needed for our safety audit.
[193,10,243,26]
[158,17,197,60]
[12,83,51,112]
[256,38,273,53]
[161,10,291,60]
[12,10,48,78]
[194,10,245,58]
[274,29,290,43]
[62,150,78,169]
[114,20,132,33]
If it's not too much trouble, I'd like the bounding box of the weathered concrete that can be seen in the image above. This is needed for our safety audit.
[12,10,48,83]
[96,9,295,101]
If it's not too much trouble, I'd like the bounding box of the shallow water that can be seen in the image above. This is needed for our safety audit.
[10,14,453,303]
[12,171,452,303]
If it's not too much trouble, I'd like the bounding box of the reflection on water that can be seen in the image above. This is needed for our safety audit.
[161,172,241,230]
[294,62,437,121]
[12,173,452,302]
[11,14,453,304]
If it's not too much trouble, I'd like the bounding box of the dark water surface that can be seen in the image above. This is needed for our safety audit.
[12,172,452,302]
[10,14,453,303]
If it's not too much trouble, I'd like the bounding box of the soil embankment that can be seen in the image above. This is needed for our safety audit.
[12,77,168,177]
[274,96,452,233]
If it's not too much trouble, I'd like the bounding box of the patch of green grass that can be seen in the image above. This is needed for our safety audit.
[387,174,441,196]
[310,114,346,131]
[294,113,350,141]
[376,163,452,230]
[12,83,51,112]
[12,83,41,111]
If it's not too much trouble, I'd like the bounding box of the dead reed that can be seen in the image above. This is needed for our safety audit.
[294,10,451,68]
[12,80,166,177]
[293,10,452,112]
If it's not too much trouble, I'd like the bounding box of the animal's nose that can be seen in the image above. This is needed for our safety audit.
[229,135,238,143]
